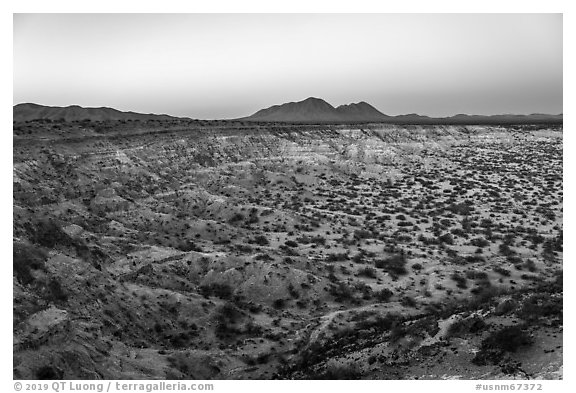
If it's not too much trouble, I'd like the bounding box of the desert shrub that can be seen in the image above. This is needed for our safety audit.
[397,221,413,227]
[438,233,454,245]
[470,237,490,248]
[470,284,502,308]
[374,254,408,278]
[498,243,515,256]
[395,234,412,243]
[353,281,373,300]
[255,253,273,261]
[448,202,473,216]
[13,242,48,285]
[465,270,488,280]
[228,213,244,224]
[440,219,452,228]
[516,294,562,324]
[47,278,68,302]
[272,298,286,309]
[506,255,523,265]
[450,273,468,289]
[494,298,519,316]
[358,267,377,279]
[411,263,423,271]
[284,240,298,248]
[199,283,234,300]
[493,266,511,277]
[520,259,537,272]
[353,229,373,240]
[472,325,533,366]
[252,235,269,246]
[305,235,326,245]
[374,288,394,302]
[465,255,485,263]
[236,244,253,253]
[418,234,439,245]
[447,315,487,338]
[177,241,203,252]
[261,209,274,216]
[400,296,417,308]
[168,331,196,348]
[326,252,349,262]
[354,312,402,333]
[351,252,366,264]
[520,273,541,282]
[328,282,354,302]
[450,228,467,238]
[287,283,300,299]
[30,219,70,248]
[214,302,243,336]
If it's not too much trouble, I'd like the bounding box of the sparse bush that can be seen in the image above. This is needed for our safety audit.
[358,267,377,279]
[470,237,490,248]
[493,266,511,277]
[516,294,562,324]
[450,273,468,289]
[438,233,454,245]
[374,288,394,302]
[472,325,533,366]
[326,252,349,262]
[252,235,269,246]
[228,213,244,224]
[200,283,234,300]
[466,270,488,280]
[353,229,373,240]
[284,240,298,248]
[374,254,408,278]
[273,298,286,309]
[400,296,417,308]
[328,281,355,303]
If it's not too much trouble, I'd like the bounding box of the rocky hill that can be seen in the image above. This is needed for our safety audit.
[242,97,391,123]
[13,103,181,122]
[240,98,563,125]
[13,119,563,379]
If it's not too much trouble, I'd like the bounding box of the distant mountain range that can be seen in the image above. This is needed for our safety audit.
[239,97,563,125]
[240,98,390,123]
[13,103,179,122]
[14,100,562,125]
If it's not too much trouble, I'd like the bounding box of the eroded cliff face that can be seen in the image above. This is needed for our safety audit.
[13,121,562,379]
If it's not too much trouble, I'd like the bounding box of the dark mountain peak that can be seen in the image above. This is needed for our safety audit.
[302,96,327,103]
[337,101,370,108]
[242,97,341,122]
[336,101,390,121]
[242,98,389,123]
[16,103,43,108]
[294,97,335,110]
[13,103,181,122]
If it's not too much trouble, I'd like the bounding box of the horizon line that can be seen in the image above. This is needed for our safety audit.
[13,101,563,120]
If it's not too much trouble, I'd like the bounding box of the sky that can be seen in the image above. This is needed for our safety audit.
[13,13,563,119]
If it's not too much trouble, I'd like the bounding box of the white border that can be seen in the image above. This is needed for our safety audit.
[3,1,572,391]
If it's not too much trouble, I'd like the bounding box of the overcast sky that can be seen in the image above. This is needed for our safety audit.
[13,13,562,119]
